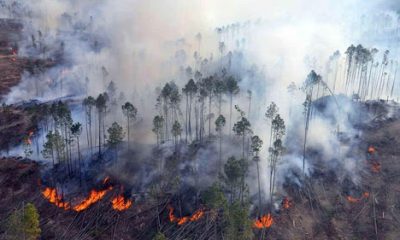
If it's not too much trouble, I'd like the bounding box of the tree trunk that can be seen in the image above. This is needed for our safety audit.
[98,109,102,156]
[208,95,212,137]
[256,160,262,216]
[219,130,222,172]
[77,137,81,186]
[229,95,233,136]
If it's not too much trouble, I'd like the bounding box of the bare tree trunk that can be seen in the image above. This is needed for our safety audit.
[256,160,262,216]
[98,110,102,156]
[229,95,233,136]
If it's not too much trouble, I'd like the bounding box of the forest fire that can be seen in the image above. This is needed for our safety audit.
[168,206,205,225]
[253,214,273,229]
[281,197,292,209]
[111,195,132,211]
[346,192,370,203]
[368,146,376,154]
[42,187,70,210]
[42,186,113,212]
[73,187,113,212]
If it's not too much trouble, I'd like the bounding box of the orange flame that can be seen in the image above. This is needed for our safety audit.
[111,195,132,211]
[168,206,205,225]
[253,214,273,229]
[41,187,70,210]
[347,192,370,203]
[368,146,376,154]
[346,196,360,203]
[282,197,292,209]
[73,187,112,212]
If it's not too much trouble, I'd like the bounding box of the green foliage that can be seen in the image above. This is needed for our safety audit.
[265,102,278,120]
[225,76,239,96]
[272,114,286,139]
[225,201,253,240]
[182,79,198,96]
[107,122,125,147]
[203,183,228,210]
[122,102,137,120]
[171,121,182,138]
[215,114,226,132]
[70,122,82,137]
[41,130,65,163]
[95,93,107,111]
[153,232,167,240]
[250,135,263,154]
[224,157,245,185]
[232,117,251,137]
[6,203,41,240]
[152,115,164,144]
[224,156,248,202]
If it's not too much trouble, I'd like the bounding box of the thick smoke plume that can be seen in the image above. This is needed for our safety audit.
[2,0,400,204]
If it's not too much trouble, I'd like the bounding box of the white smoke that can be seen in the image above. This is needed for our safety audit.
[1,0,399,203]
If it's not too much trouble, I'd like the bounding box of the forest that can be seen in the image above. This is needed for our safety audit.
[1,0,400,239]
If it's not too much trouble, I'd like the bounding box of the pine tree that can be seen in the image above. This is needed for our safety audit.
[107,122,125,160]
[6,203,41,240]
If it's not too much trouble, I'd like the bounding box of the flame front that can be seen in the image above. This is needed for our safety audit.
[111,195,132,211]
[168,206,205,225]
[253,214,273,229]
[73,187,112,212]
[41,187,70,210]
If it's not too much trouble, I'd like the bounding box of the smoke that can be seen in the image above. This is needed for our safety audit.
[2,0,400,205]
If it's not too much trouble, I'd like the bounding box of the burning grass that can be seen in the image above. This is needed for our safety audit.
[346,192,370,203]
[253,214,273,229]
[111,194,133,211]
[168,205,205,226]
